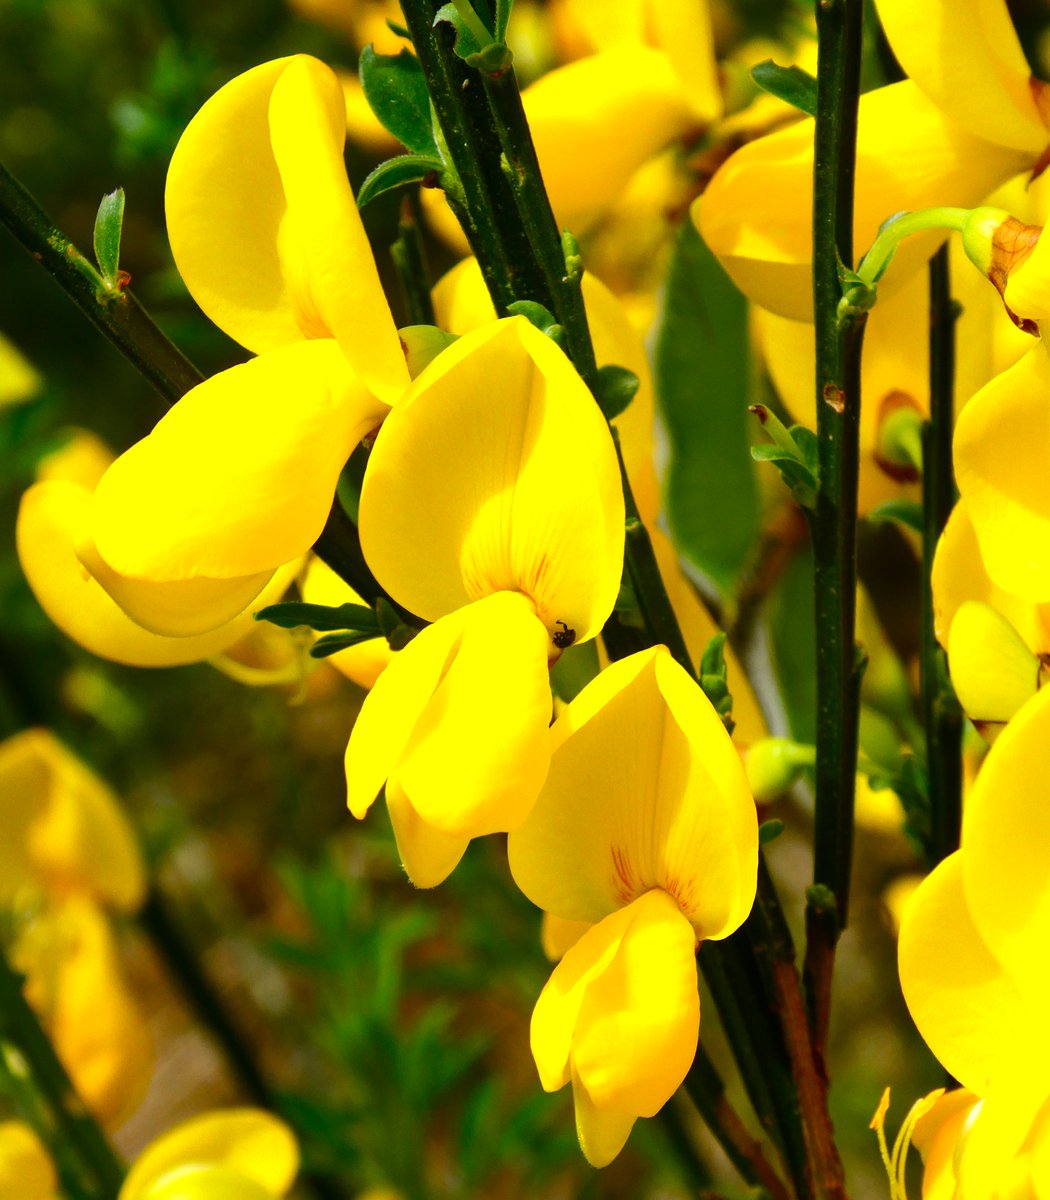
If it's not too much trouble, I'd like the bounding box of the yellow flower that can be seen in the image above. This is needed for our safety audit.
[345,317,624,887]
[0,1121,58,1200]
[0,332,42,409]
[696,0,1048,319]
[119,1109,298,1200]
[897,683,1050,1197]
[508,647,758,1165]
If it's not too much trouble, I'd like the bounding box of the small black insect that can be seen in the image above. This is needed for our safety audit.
[552,620,576,650]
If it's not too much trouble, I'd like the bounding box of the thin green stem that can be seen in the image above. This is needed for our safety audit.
[805,0,867,1065]
[922,246,963,864]
[0,942,125,1199]
[854,208,968,289]
[391,192,435,327]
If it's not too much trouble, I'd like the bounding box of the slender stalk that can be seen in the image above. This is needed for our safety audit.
[922,246,963,863]
[0,942,125,1199]
[805,0,867,1054]
[684,1046,792,1200]
[392,193,436,327]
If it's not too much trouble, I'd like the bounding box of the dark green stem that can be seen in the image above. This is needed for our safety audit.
[392,193,435,327]
[0,942,125,1200]
[805,0,867,1054]
[921,246,963,863]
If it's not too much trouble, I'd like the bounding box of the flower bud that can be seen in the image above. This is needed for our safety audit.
[960,207,1042,333]
[745,736,815,802]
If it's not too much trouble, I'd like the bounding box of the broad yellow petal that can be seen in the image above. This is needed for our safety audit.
[0,728,144,911]
[18,482,297,665]
[696,80,1031,320]
[510,648,757,940]
[898,853,1025,1095]
[947,601,1039,723]
[383,785,471,891]
[911,1088,980,1200]
[121,1110,298,1200]
[962,683,1050,996]
[531,890,699,1166]
[0,1122,57,1200]
[954,345,1050,603]
[649,0,721,123]
[91,341,383,585]
[956,1070,1050,1199]
[166,57,407,401]
[137,1164,276,1200]
[875,0,1049,153]
[360,318,624,645]
[35,428,113,491]
[541,913,591,961]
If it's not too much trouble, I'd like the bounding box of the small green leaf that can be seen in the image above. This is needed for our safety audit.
[750,60,818,117]
[867,498,924,535]
[506,300,565,349]
[93,188,125,287]
[758,819,785,845]
[434,3,482,57]
[698,632,734,732]
[310,630,383,658]
[749,409,819,508]
[359,47,438,155]
[593,364,639,421]
[254,601,380,634]
[357,154,444,209]
[656,221,761,599]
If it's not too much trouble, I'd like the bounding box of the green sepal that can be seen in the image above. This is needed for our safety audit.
[561,230,583,281]
[593,364,640,421]
[254,601,381,635]
[698,631,735,733]
[749,406,819,509]
[866,498,924,535]
[358,155,444,209]
[750,60,817,117]
[359,47,439,156]
[375,598,419,651]
[93,188,126,291]
[758,819,785,845]
[506,300,565,350]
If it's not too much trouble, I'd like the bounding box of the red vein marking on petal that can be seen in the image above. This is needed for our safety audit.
[610,845,636,907]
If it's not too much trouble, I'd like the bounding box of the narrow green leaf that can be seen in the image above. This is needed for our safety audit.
[254,601,380,634]
[93,188,125,286]
[751,60,818,118]
[759,819,786,845]
[768,545,817,744]
[357,154,444,209]
[593,364,639,421]
[656,221,761,599]
[434,3,482,58]
[867,498,924,535]
[310,630,383,658]
[493,0,513,41]
[359,47,439,155]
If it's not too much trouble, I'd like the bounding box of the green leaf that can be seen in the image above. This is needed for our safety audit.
[593,364,639,421]
[506,300,565,349]
[698,632,734,732]
[254,601,380,634]
[758,818,785,845]
[93,188,125,287]
[493,0,513,41]
[434,3,482,56]
[750,60,818,117]
[359,47,438,155]
[749,410,819,508]
[656,221,761,600]
[867,498,924,535]
[357,154,444,209]
[309,630,383,658]
[768,544,816,743]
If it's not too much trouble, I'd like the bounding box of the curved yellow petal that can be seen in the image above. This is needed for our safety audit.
[523,49,696,233]
[509,648,758,940]
[298,557,392,689]
[531,890,699,1167]
[0,1121,57,1200]
[898,853,1025,1095]
[696,80,1031,320]
[954,345,1050,603]
[875,0,1049,153]
[121,1110,298,1200]
[18,482,297,666]
[956,1070,1050,1199]
[541,912,592,961]
[911,1088,980,1200]
[360,317,624,645]
[947,601,1039,724]
[166,57,407,401]
[0,728,144,911]
[346,594,553,885]
[35,428,114,491]
[19,898,152,1126]
[137,1164,276,1200]
[1003,224,1050,328]
[649,0,721,123]
[0,332,42,409]
[91,341,383,586]
[962,682,1050,995]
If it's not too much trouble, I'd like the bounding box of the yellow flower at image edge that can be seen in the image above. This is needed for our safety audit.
[346,317,625,887]
[508,648,759,1165]
[0,1121,58,1200]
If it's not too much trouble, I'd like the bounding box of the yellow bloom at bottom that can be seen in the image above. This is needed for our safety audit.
[0,1122,57,1200]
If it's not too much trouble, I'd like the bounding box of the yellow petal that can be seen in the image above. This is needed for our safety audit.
[875,0,1049,153]
[0,1121,57,1200]
[962,683,1050,995]
[523,49,696,233]
[695,80,1032,320]
[911,1089,980,1200]
[137,1164,276,1200]
[121,1110,298,1200]
[19,898,152,1125]
[541,913,592,961]
[947,600,1039,723]
[559,0,645,49]
[166,57,407,401]
[35,428,114,491]
[91,341,383,584]
[648,0,722,123]
[17,482,297,665]
[1003,224,1050,328]
[954,344,1050,603]
[0,728,144,911]
[531,890,699,1167]
[346,594,554,886]
[509,648,758,940]
[956,1069,1050,1199]
[0,332,42,409]
[298,557,392,689]
[360,318,624,645]
[898,852,1025,1095]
